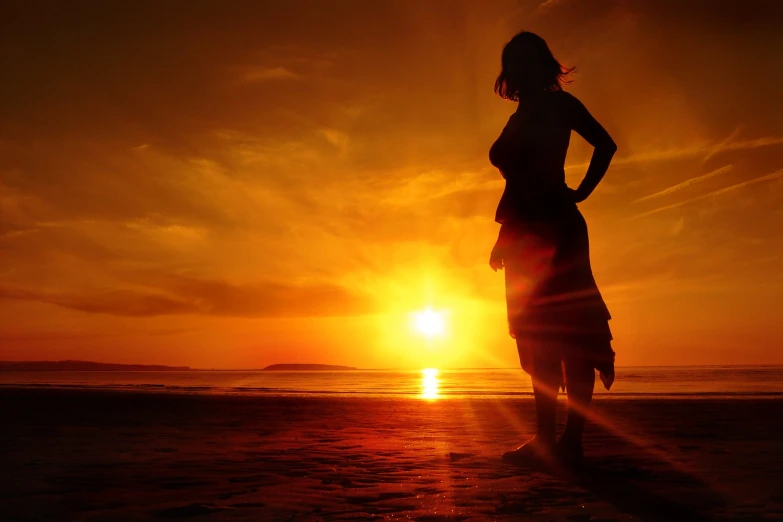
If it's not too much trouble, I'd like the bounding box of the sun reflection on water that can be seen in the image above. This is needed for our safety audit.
[420,368,440,399]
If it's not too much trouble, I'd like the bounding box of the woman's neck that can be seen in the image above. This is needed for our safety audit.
[516,91,549,115]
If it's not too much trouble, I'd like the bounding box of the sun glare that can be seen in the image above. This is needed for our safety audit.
[420,368,440,399]
[412,308,446,338]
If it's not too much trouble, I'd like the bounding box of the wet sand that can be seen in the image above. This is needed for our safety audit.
[2,389,782,521]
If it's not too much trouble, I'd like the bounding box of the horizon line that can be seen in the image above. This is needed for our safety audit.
[194,363,783,371]
[3,360,783,371]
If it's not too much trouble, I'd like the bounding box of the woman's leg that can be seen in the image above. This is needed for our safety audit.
[559,352,596,459]
[530,344,562,447]
[503,340,561,461]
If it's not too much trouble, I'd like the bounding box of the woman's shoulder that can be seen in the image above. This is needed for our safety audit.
[551,90,588,123]
[552,89,580,106]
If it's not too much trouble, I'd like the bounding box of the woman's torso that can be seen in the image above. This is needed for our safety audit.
[490,91,573,224]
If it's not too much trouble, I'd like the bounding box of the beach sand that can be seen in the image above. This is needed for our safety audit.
[2,389,782,521]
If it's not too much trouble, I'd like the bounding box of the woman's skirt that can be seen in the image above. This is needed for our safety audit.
[501,206,614,387]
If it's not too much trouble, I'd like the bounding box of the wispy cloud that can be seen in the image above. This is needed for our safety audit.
[633,165,734,204]
[236,65,300,84]
[537,0,565,12]
[631,168,783,220]
[0,275,373,318]
[567,135,783,171]
[702,127,741,163]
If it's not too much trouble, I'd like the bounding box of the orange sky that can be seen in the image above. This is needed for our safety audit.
[1,0,782,368]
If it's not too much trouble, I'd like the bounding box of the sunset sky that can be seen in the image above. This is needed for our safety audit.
[1,0,782,369]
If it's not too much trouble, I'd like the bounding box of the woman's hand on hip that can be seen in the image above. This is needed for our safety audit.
[567,186,588,204]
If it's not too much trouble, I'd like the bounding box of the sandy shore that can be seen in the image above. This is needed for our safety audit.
[1,390,782,521]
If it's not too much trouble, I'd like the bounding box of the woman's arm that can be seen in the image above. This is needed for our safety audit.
[566,94,617,202]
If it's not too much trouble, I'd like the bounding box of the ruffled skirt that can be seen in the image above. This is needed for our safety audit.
[502,206,614,386]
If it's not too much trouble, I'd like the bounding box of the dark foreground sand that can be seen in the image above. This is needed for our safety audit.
[2,390,782,521]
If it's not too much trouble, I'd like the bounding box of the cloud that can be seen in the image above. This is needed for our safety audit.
[633,165,734,204]
[631,168,783,220]
[702,127,741,163]
[236,65,300,83]
[567,136,783,171]
[537,0,565,12]
[0,275,373,318]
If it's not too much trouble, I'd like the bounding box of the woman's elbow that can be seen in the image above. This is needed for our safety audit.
[603,138,617,155]
[606,133,617,152]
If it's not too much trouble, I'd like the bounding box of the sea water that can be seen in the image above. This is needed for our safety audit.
[1,366,781,399]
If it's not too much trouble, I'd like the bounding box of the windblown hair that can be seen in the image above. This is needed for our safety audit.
[494,31,575,101]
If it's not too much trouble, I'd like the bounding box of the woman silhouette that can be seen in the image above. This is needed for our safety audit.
[489,31,616,465]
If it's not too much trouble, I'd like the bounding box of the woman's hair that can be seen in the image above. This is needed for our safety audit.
[494,31,574,101]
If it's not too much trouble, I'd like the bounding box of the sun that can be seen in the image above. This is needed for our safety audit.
[412,308,446,339]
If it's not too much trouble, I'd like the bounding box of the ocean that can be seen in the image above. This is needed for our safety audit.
[1,366,781,399]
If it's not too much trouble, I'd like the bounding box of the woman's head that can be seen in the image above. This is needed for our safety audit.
[494,31,574,101]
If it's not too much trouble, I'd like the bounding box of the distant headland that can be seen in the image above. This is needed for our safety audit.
[0,360,191,371]
[262,364,356,371]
